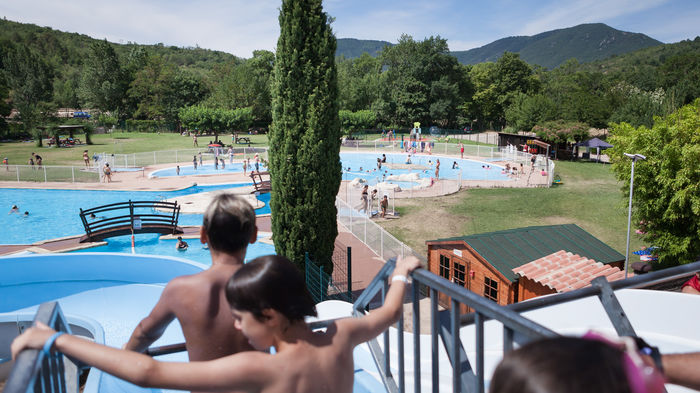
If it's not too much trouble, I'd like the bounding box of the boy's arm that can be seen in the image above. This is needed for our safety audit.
[124,284,177,352]
[663,352,700,390]
[343,256,421,347]
[12,323,265,392]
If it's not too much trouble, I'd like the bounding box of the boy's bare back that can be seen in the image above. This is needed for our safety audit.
[164,265,253,360]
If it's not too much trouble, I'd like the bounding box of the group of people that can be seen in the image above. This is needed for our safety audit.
[10,193,422,393]
[8,205,29,216]
[8,194,700,392]
[356,185,390,218]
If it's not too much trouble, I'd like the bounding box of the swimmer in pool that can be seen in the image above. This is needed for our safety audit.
[176,236,189,250]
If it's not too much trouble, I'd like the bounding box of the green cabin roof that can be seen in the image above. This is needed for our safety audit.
[431,224,625,282]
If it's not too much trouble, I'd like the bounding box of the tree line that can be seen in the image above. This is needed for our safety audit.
[1,21,699,148]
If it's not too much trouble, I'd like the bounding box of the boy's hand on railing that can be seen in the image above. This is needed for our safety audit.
[392,256,422,281]
[11,322,57,360]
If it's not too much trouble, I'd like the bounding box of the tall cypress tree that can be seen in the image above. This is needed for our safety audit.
[269,0,341,274]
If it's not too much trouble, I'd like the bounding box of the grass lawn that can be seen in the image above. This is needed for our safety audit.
[0,132,270,166]
[378,160,646,258]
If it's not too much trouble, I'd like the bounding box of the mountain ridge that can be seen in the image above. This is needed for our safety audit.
[337,23,663,69]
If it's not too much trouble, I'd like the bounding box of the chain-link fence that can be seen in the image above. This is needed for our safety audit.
[335,197,425,264]
[0,165,100,183]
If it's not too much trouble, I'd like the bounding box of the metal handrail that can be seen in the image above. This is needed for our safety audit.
[353,258,557,393]
[460,260,700,325]
[3,302,78,393]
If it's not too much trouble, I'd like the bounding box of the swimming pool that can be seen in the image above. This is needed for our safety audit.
[2,184,270,245]
[71,233,276,266]
[149,162,268,177]
[340,152,511,185]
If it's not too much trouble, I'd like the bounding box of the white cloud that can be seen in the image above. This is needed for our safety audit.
[0,0,281,57]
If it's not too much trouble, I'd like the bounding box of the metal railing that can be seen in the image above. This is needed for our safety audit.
[335,196,425,263]
[8,260,700,393]
[100,147,269,168]
[353,259,557,393]
[0,165,100,183]
[358,259,700,393]
[305,251,353,303]
[341,141,497,159]
[3,302,79,393]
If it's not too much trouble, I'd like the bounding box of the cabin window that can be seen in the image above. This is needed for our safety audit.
[439,254,450,279]
[484,277,498,302]
[453,263,466,287]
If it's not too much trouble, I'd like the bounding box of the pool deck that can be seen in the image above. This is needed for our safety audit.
[0,154,542,294]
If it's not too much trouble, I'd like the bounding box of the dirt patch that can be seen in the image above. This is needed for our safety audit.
[379,194,467,252]
[540,216,573,226]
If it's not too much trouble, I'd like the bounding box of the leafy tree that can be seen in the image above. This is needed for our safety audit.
[608,100,700,267]
[1,44,54,146]
[79,40,125,113]
[377,35,469,128]
[532,120,589,144]
[339,109,377,135]
[269,0,341,273]
[206,50,273,127]
[337,53,382,112]
[505,93,557,131]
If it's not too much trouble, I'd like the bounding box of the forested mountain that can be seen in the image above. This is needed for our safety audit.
[336,38,393,58]
[451,23,662,69]
[336,24,662,69]
[0,18,238,75]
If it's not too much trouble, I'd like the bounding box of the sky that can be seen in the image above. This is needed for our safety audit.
[1,0,699,58]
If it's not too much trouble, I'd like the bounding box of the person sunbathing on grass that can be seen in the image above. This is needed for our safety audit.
[13,255,421,393]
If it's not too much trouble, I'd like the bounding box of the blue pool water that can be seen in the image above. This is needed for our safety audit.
[149,153,509,185]
[2,184,270,244]
[72,233,276,266]
[150,162,268,177]
[340,152,510,185]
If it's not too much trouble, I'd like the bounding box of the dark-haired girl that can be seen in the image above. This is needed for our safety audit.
[12,255,421,393]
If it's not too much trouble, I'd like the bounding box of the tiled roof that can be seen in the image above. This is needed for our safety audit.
[513,250,630,292]
[429,224,625,282]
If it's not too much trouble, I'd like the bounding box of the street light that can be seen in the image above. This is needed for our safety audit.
[623,153,647,278]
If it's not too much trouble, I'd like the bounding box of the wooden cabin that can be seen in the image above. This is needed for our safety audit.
[425,224,625,312]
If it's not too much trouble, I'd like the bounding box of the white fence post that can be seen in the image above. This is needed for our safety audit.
[72,167,75,183]
[44,166,47,182]
[16,166,19,182]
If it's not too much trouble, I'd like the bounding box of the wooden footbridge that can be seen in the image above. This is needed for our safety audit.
[79,200,183,243]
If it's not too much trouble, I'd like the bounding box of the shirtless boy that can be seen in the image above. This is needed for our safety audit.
[14,255,422,393]
[123,193,257,362]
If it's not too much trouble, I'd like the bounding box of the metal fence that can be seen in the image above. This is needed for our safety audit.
[335,197,425,264]
[354,258,700,393]
[305,251,353,303]
[0,165,100,183]
[101,147,269,168]
[341,141,498,159]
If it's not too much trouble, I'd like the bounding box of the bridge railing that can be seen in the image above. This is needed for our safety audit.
[79,200,181,240]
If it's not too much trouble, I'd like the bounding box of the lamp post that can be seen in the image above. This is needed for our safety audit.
[623,153,646,278]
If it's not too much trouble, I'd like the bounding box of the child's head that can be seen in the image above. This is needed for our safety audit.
[489,336,656,393]
[202,193,256,254]
[226,255,317,323]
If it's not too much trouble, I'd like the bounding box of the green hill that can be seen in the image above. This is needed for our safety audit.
[451,23,662,69]
[0,18,238,75]
[336,38,393,58]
